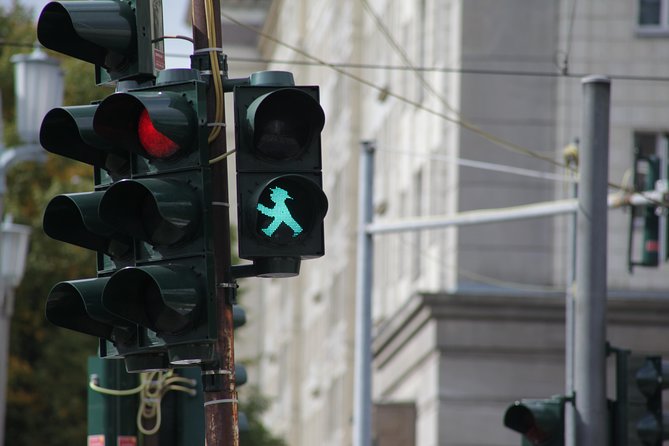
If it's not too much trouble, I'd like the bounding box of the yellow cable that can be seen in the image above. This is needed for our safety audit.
[88,376,145,396]
[208,148,236,165]
[204,0,224,144]
[90,369,198,436]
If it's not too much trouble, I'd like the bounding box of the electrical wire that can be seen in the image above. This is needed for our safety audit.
[392,234,565,292]
[3,38,669,82]
[375,147,575,183]
[219,10,565,170]
[560,0,580,75]
[203,0,224,144]
[208,148,236,165]
[358,0,459,116]
[89,369,198,436]
[220,12,647,196]
[159,51,669,82]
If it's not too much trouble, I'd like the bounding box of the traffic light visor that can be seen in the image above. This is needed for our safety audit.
[99,178,201,246]
[37,1,135,71]
[503,399,563,445]
[43,192,132,258]
[102,266,203,334]
[40,105,126,172]
[249,88,325,161]
[46,278,134,343]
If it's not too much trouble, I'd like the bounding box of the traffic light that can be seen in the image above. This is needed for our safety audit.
[41,69,217,371]
[628,153,660,271]
[37,0,165,84]
[626,356,669,446]
[232,304,248,388]
[233,71,328,278]
[503,396,565,446]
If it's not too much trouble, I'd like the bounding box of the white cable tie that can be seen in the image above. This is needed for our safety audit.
[207,122,226,127]
[202,369,232,376]
[204,398,238,407]
[217,282,237,288]
[194,47,224,54]
[211,201,230,207]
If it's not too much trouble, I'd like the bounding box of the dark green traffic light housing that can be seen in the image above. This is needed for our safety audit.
[234,72,328,278]
[41,70,218,372]
[628,153,661,271]
[626,356,669,446]
[45,278,135,345]
[40,105,130,176]
[504,396,565,446]
[37,0,165,84]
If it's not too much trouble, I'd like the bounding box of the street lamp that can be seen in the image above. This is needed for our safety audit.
[12,45,64,144]
[0,46,63,446]
[0,217,31,288]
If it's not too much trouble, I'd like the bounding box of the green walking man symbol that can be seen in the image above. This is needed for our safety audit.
[257,186,303,237]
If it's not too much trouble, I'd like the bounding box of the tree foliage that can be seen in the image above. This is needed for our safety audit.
[239,387,287,446]
[2,3,286,446]
[2,2,100,445]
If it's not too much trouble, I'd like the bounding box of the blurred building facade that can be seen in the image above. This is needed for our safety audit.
[227,1,669,445]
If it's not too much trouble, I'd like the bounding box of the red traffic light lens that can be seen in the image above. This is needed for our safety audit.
[138,109,180,158]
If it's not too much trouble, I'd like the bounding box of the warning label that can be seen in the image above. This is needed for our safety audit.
[88,435,104,446]
[118,436,137,446]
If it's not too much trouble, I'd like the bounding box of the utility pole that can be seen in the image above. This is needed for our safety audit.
[192,1,238,445]
[564,139,579,446]
[353,141,375,446]
[574,75,610,446]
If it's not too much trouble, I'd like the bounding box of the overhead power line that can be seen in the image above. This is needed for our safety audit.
[3,40,668,83]
[167,52,669,83]
[219,10,565,169]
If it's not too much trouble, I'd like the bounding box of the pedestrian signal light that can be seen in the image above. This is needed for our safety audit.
[234,73,328,277]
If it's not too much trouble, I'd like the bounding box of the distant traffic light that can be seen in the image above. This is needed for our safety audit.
[234,71,328,278]
[504,396,565,446]
[628,153,660,271]
[626,356,669,446]
[37,0,165,84]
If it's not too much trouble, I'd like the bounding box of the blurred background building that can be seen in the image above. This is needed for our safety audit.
[225,1,669,445]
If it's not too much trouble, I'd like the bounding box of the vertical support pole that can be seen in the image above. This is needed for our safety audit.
[575,75,610,446]
[565,148,578,446]
[613,347,630,446]
[0,136,7,446]
[192,1,237,446]
[353,141,375,446]
[0,285,9,446]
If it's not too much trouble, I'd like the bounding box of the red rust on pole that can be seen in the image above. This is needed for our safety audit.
[191,1,238,445]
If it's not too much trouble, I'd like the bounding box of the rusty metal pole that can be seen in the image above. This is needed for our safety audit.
[192,1,238,445]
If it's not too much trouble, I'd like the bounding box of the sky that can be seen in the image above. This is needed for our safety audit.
[3,0,194,69]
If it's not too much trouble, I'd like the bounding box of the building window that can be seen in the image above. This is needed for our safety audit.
[638,0,669,33]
